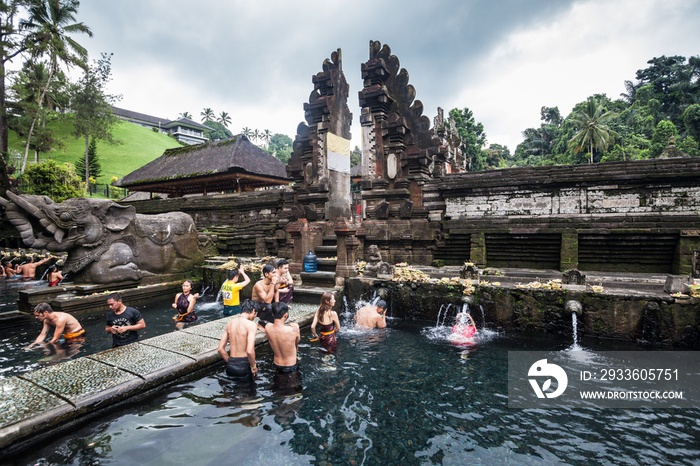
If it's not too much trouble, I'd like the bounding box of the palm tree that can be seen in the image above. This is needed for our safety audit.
[200,107,214,122]
[179,111,193,120]
[263,129,271,147]
[252,128,261,142]
[217,111,231,127]
[19,0,92,172]
[241,126,253,139]
[568,97,618,163]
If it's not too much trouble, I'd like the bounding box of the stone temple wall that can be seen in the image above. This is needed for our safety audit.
[427,157,700,274]
[124,189,289,257]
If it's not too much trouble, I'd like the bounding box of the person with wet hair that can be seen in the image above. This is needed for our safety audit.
[16,255,54,279]
[217,302,259,379]
[221,265,250,316]
[104,292,146,347]
[172,280,199,329]
[46,264,63,287]
[251,263,279,327]
[265,302,301,374]
[311,291,340,353]
[276,259,294,304]
[354,300,388,329]
[27,302,85,348]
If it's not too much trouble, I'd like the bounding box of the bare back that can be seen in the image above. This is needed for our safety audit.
[354,306,386,329]
[265,321,300,367]
[225,317,258,358]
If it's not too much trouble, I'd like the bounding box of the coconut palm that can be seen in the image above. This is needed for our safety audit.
[252,128,261,142]
[218,111,231,127]
[200,107,214,122]
[179,111,193,120]
[241,126,253,139]
[19,0,92,172]
[568,97,618,163]
[263,129,271,147]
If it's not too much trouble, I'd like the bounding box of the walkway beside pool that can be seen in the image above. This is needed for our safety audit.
[0,303,318,456]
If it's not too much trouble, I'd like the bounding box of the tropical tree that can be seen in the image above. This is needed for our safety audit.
[179,111,192,120]
[252,128,261,143]
[217,111,231,127]
[70,53,120,188]
[447,107,487,171]
[19,0,92,172]
[266,133,293,163]
[203,120,232,141]
[241,126,252,139]
[568,97,618,163]
[1,0,33,194]
[262,128,271,146]
[200,107,214,122]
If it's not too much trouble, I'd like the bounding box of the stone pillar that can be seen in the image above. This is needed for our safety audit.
[334,216,359,279]
[285,219,307,274]
[560,231,579,271]
[470,232,486,267]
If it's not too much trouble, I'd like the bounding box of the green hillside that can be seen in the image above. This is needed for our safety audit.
[8,114,182,185]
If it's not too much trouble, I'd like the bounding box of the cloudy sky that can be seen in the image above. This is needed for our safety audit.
[72,0,700,152]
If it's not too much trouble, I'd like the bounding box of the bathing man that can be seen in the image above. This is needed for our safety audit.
[217,300,259,378]
[17,255,54,279]
[251,263,279,327]
[265,302,300,374]
[26,302,85,347]
[104,292,146,347]
[220,265,251,316]
[354,299,388,329]
[276,259,294,304]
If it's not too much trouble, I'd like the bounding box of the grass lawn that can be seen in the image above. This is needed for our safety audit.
[8,114,182,185]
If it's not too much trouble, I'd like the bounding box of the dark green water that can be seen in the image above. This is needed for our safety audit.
[10,318,700,466]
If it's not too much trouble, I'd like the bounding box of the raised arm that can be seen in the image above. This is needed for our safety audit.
[239,267,251,288]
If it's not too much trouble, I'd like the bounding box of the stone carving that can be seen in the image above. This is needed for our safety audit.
[460,262,480,280]
[0,192,203,284]
[364,244,383,277]
[562,269,586,285]
[364,244,394,279]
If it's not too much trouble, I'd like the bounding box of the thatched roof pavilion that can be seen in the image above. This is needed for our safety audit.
[118,135,290,196]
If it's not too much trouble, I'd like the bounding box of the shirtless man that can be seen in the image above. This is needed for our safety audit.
[26,302,85,348]
[251,263,279,327]
[265,302,300,373]
[217,301,259,378]
[276,259,294,304]
[17,255,54,279]
[354,299,388,329]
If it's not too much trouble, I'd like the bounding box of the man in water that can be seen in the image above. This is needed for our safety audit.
[217,300,259,379]
[26,302,85,347]
[220,265,251,316]
[251,263,279,327]
[354,299,388,329]
[104,292,146,347]
[16,255,54,279]
[265,302,300,373]
[276,259,294,304]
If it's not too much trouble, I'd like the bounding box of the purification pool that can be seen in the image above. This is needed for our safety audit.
[7,311,700,465]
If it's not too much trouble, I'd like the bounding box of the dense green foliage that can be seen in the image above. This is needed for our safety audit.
[509,55,700,167]
[265,133,293,163]
[17,158,82,201]
[204,120,232,141]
